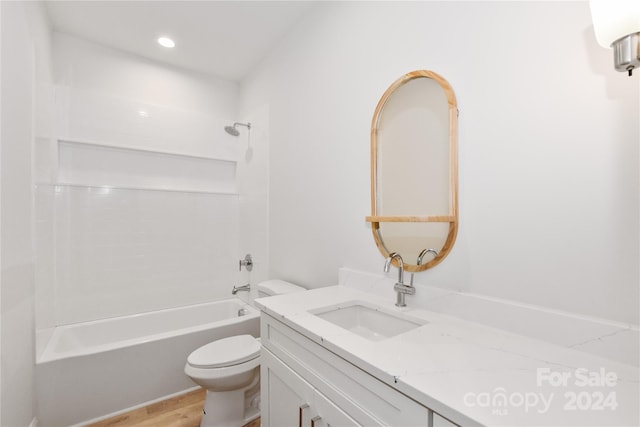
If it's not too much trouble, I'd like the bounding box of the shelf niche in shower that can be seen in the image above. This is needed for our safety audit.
[57,139,237,194]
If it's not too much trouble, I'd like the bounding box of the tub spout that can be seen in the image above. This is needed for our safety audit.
[232,284,251,295]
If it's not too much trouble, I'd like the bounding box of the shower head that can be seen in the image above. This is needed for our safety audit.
[224,122,251,136]
[224,125,240,136]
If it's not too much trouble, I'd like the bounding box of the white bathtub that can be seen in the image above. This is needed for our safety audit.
[35,298,260,427]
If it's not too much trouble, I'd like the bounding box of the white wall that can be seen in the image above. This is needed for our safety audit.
[53,33,238,116]
[1,1,53,425]
[240,1,639,326]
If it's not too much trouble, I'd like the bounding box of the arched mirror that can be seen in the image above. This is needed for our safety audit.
[366,70,458,273]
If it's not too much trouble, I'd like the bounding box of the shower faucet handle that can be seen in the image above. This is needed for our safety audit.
[239,254,253,272]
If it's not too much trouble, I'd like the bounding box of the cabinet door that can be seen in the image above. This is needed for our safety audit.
[263,348,361,427]
[312,388,361,427]
[261,349,315,427]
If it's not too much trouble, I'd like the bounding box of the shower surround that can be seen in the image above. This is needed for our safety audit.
[35,31,248,347]
[35,182,239,329]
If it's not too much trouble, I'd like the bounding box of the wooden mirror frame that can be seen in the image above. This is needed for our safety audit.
[366,70,458,273]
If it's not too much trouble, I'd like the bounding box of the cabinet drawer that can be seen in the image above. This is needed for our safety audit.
[262,313,430,427]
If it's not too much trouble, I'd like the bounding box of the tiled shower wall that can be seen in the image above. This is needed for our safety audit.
[36,184,238,327]
[35,90,242,332]
[34,33,248,359]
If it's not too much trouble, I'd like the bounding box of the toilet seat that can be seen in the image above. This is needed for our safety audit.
[183,280,304,427]
[187,334,260,369]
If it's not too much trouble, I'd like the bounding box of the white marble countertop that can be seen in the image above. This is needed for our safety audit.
[255,286,639,427]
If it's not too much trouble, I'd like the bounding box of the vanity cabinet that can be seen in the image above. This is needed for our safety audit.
[262,349,359,427]
[261,312,460,427]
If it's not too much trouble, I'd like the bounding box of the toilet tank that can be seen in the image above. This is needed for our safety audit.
[257,280,305,297]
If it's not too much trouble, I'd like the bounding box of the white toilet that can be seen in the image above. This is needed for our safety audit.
[184,280,305,427]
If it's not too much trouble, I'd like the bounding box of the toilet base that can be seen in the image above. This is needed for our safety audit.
[200,381,260,427]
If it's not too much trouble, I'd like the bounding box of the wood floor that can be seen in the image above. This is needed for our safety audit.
[85,388,261,427]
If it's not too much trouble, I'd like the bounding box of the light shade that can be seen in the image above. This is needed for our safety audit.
[590,0,640,48]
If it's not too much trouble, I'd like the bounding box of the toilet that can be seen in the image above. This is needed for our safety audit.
[184,280,305,427]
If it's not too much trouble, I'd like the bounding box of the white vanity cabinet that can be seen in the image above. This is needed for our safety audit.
[261,312,459,427]
[262,349,360,427]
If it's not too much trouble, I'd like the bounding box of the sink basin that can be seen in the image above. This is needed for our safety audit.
[310,302,427,341]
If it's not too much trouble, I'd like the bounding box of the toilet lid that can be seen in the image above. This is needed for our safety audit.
[187,335,260,369]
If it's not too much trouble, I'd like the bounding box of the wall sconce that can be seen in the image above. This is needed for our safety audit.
[590,0,640,76]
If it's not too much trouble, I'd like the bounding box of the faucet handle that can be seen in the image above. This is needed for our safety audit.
[394,283,416,295]
[239,254,253,272]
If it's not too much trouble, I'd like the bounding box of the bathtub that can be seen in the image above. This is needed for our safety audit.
[35,298,260,427]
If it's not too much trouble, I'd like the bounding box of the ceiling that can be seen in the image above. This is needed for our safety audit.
[44,1,315,82]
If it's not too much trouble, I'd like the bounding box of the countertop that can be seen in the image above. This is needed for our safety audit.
[255,286,639,427]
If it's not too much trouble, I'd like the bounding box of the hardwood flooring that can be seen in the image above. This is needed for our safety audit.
[85,388,261,427]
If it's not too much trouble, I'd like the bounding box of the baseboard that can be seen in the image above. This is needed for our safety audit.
[68,386,201,427]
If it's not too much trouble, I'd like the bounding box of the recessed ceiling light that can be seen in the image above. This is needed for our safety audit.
[157,37,175,48]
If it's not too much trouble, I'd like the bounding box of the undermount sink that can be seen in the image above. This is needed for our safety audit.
[310,301,427,341]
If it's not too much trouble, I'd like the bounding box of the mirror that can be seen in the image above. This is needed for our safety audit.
[366,70,458,273]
